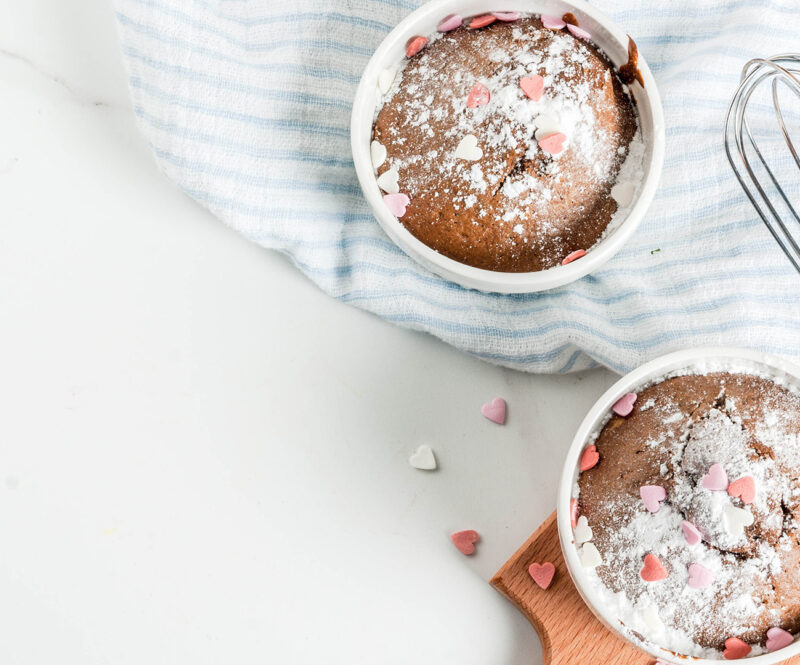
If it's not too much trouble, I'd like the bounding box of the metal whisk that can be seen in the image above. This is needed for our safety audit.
[725,54,800,272]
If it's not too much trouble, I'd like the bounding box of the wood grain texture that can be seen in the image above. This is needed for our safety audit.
[490,511,800,665]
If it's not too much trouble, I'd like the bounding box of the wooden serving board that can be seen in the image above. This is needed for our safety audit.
[490,511,800,665]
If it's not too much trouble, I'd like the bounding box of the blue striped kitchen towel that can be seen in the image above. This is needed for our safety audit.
[114,0,800,374]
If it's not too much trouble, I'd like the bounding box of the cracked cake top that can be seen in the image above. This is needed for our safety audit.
[574,371,800,659]
[370,13,644,272]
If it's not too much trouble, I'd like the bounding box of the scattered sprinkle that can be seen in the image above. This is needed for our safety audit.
[481,397,506,424]
[540,14,566,30]
[520,74,545,101]
[728,476,756,505]
[687,563,715,589]
[723,638,751,660]
[454,134,483,161]
[701,463,729,491]
[437,14,462,32]
[451,530,479,555]
[538,131,566,155]
[376,166,400,193]
[562,249,587,265]
[383,193,410,217]
[640,485,666,513]
[528,561,556,588]
[640,554,668,582]
[468,14,497,29]
[766,627,794,652]
[613,392,637,416]
[405,36,428,58]
[466,82,490,108]
[409,444,437,470]
[579,444,599,471]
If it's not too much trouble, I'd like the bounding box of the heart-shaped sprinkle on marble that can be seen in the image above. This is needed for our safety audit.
[383,193,410,217]
[580,542,602,568]
[454,134,483,161]
[570,498,579,528]
[723,638,751,660]
[409,444,436,470]
[640,554,668,582]
[561,249,586,265]
[640,485,666,513]
[701,463,729,491]
[766,627,794,652]
[687,562,715,589]
[481,397,506,424]
[728,476,756,505]
[539,132,566,155]
[574,515,592,545]
[469,14,497,29]
[520,74,545,101]
[451,530,479,555]
[376,167,399,194]
[567,24,591,39]
[611,181,635,207]
[682,520,703,546]
[493,11,521,22]
[613,392,637,416]
[534,113,560,140]
[437,13,462,32]
[722,504,754,538]
[528,561,555,589]
[580,445,599,471]
[540,14,566,30]
[406,36,428,58]
[378,67,397,95]
[370,140,386,170]
[467,82,490,108]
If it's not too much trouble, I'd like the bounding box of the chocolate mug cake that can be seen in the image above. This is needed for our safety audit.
[573,369,800,659]
[371,12,644,272]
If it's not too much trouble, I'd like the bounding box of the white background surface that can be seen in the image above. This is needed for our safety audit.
[0,2,618,662]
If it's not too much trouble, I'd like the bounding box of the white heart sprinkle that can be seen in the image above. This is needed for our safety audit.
[534,113,560,141]
[378,67,397,95]
[454,134,483,161]
[611,181,635,208]
[370,140,387,170]
[376,167,399,194]
[641,605,665,633]
[574,515,593,545]
[722,504,754,538]
[580,542,602,568]
[409,444,437,470]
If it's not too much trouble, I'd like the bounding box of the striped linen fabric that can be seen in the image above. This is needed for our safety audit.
[114,0,800,374]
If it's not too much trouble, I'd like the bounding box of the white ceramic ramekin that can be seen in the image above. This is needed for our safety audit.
[351,0,665,293]
[557,347,800,664]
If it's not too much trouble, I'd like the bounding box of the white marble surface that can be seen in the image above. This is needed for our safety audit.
[0,2,619,663]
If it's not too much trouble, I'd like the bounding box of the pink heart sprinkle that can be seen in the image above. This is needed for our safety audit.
[538,132,566,155]
[640,553,668,582]
[405,36,428,58]
[567,24,591,40]
[437,13,462,32]
[724,638,751,660]
[528,561,556,589]
[561,249,586,265]
[728,476,756,505]
[492,11,521,22]
[580,445,600,471]
[766,627,794,652]
[468,14,497,29]
[612,392,637,416]
[467,82,490,108]
[481,397,506,425]
[520,75,545,101]
[540,14,566,30]
[451,530,479,555]
[701,463,729,491]
[383,193,410,217]
[570,498,579,528]
[682,520,703,546]
[640,485,666,513]
[687,562,715,589]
